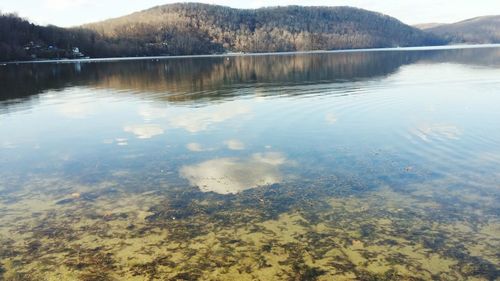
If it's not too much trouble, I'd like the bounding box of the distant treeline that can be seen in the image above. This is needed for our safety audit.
[421,16,500,44]
[0,13,160,61]
[1,3,447,61]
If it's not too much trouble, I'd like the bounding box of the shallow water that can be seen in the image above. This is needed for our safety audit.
[0,47,499,280]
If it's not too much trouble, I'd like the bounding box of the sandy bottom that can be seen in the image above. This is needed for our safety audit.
[0,175,499,281]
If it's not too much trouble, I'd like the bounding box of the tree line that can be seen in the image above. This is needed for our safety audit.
[1,4,447,61]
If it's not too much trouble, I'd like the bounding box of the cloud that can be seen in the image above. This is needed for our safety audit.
[123,124,164,139]
[179,152,287,194]
[169,104,251,133]
[224,139,245,150]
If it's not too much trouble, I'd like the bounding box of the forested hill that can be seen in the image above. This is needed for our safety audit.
[1,3,446,61]
[84,3,444,53]
[418,16,500,43]
[0,13,126,61]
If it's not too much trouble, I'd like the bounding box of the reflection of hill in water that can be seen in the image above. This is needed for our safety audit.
[1,47,499,110]
[418,47,500,66]
[91,52,418,103]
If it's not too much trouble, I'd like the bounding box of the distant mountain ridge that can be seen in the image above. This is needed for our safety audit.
[83,3,444,53]
[0,3,446,61]
[417,15,500,43]
[2,3,498,62]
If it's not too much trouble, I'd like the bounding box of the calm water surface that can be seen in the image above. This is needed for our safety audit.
[0,47,499,280]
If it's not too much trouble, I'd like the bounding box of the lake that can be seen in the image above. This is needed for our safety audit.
[0,46,499,280]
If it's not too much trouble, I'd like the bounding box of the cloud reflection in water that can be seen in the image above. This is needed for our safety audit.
[124,124,164,139]
[180,152,288,194]
[224,139,245,150]
[186,142,213,152]
[413,123,461,142]
[325,113,338,124]
[169,104,251,133]
[58,102,93,119]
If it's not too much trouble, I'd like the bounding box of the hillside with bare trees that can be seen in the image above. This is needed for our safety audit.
[418,15,500,43]
[1,3,447,61]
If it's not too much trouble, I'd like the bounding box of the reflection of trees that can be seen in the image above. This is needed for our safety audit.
[419,47,500,67]
[1,47,499,109]
[89,52,418,98]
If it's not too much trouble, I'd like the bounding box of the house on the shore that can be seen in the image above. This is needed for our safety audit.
[72,47,84,58]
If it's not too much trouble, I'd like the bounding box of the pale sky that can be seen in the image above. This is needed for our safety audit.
[1,0,499,27]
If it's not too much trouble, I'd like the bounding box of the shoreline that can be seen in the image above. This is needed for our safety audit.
[3,43,500,65]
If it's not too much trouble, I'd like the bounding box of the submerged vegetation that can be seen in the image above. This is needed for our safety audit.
[0,166,498,280]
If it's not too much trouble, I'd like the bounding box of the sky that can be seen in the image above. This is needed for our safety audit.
[1,0,499,27]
